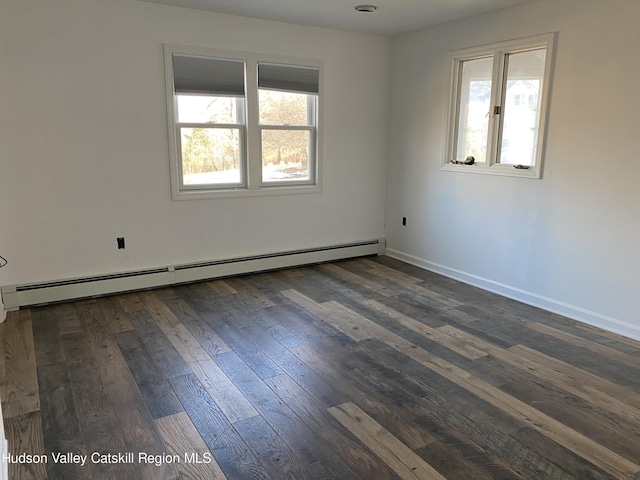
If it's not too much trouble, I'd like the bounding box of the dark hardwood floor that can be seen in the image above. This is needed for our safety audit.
[2,255,640,479]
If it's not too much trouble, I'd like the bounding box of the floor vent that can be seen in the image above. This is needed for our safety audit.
[1,239,385,309]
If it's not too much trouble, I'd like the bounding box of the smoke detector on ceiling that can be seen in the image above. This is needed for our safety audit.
[355,5,378,13]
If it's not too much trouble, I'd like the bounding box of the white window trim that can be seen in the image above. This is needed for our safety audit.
[164,44,323,200]
[441,33,556,179]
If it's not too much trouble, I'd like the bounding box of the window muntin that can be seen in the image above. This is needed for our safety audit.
[165,46,322,199]
[444,33,555,178]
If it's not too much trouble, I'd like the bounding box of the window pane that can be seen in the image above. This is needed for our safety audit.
[177,95,243,124]
[259,90,312,126]
[498,48,546,166]
[456,57,493,164]
[180,127,242,185]
[261,129,311,182]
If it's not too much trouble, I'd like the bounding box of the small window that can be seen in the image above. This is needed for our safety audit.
[443,33,555,178]
[165,45,322,200]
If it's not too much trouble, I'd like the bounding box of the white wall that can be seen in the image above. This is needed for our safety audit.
[0,0,390,287]
[386,0,640,339]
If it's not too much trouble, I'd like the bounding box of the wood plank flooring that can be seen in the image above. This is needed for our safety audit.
[2,255,640,479]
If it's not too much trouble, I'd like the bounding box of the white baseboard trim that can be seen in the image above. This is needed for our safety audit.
[1,239,385,310]
[386,248,640,343]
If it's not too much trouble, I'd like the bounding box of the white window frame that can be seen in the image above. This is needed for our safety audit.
[164,44,323,200]
[442,33,556,179]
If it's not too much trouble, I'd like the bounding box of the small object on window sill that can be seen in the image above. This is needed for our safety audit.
[514,164,530,170]
[450,157,475,165]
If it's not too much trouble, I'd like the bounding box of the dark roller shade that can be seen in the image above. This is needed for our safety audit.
[172,54,245,96]
[258,63,319,95]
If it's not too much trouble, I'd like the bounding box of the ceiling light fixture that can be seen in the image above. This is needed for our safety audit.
[355,5,377,13]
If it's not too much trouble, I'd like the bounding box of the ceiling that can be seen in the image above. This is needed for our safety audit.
[140,0,540,37]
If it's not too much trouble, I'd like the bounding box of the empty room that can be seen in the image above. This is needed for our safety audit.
[1,0,639,478]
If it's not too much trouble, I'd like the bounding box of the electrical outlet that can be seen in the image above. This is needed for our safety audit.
[117,237,125,249]
[402,217,407,226]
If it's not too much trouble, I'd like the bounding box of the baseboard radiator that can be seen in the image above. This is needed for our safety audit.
[1,239,385,310]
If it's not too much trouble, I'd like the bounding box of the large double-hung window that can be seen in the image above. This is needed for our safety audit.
[165,45,321,199]
[443,33,555,178]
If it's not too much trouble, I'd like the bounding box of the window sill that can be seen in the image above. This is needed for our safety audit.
[441,162,541,179]
[171,184,322,201]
